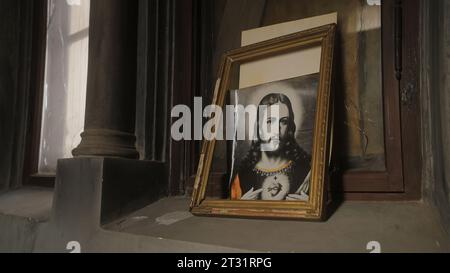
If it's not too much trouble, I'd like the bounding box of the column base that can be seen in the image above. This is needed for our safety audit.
[53,157,166,226]
[72,129,139,159]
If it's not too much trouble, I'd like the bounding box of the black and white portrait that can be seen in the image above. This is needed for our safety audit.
[229,73,319,202]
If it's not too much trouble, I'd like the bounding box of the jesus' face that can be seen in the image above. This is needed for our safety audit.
[259,102,290,153]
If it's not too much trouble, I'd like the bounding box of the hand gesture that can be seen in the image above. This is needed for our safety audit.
[241,187,263,200]
[287,170,311,201]
[286,192,309,201]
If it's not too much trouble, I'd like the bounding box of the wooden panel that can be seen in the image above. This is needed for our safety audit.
[398,0,421,200]
[169,0,195,195]
[23,0,51,187]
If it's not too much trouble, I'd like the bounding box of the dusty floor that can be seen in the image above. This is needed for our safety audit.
[1,187,449,252]
[105,197,450,253]
[0,187,53,221]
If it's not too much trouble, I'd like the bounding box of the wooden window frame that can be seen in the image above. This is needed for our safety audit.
[23,0,54,187]
[341,0,421,200]
[24,0,92,188]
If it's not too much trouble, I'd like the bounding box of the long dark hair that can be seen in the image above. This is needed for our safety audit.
[239,93,308,170]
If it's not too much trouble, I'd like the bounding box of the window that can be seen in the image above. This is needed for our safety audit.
[38,0,90,174]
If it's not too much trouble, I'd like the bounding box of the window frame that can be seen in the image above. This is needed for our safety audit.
[23,0,54,187]
[24,0,92,187]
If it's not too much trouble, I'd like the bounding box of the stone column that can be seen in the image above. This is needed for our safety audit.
[72,0,139,159]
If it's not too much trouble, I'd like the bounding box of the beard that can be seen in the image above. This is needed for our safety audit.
[261,136,288,159]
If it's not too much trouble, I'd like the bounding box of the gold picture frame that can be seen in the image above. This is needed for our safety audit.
[190,24,336,221]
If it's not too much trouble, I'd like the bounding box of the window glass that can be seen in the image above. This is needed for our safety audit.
[38,0,90,173]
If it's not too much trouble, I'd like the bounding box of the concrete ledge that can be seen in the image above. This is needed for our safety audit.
[0,213,40,252]
[105,197,450,253]
[1,187,449,252]
[0,188,53,252]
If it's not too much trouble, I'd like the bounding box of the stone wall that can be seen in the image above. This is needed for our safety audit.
[421,0,450,234]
